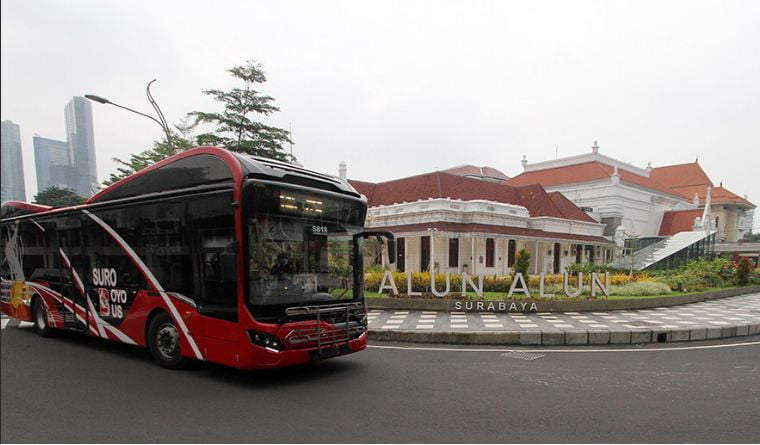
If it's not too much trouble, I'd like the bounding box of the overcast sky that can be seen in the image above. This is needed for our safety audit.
[2,0,758,226]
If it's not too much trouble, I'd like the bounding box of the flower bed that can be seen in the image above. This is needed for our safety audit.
[364,258,758,300]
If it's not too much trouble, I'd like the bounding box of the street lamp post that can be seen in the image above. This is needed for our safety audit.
[85,79,173,149]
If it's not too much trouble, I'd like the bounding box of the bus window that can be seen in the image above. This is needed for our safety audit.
[138,201,193,295]
[189,195,237,310]
[86,208,144,290]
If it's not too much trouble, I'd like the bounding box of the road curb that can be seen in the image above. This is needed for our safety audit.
[368,322,760,346]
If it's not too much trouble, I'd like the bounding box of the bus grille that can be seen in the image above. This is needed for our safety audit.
[284,303,366,353]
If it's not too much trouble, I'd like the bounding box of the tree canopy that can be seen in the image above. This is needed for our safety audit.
[102,59,293,187]
[33,186,86,207]
[190,60,293,161]
[103,119,197,186]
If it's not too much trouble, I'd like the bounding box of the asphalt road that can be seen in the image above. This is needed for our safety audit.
[2,325,759,443]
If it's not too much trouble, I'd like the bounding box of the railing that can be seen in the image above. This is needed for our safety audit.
[611,231,715,270]
[284,302,366,355]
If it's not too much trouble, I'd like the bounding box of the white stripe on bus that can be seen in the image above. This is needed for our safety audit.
[57,249,133,341]
[58,249,86,296]
[29,219,46,232]
[85,295,108,338]
[82,209,203,361]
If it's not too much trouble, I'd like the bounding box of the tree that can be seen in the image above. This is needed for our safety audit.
[513,249,531,277]
[190,60,293,161]
[34,186,86,207]
[735,257,754,286]
[103,119,197,186]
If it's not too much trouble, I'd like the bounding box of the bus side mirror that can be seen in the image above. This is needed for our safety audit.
[356,231,396,264]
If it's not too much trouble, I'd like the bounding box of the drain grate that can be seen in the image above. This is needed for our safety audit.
[500,351,545,361]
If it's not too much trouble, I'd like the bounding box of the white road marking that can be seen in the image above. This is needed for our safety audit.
[368,340,760,353]
[18,321,34,328]
[1,319,9,329]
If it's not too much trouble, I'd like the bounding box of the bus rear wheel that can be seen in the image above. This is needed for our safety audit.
[148,312,191,369]
[32,298,54,337]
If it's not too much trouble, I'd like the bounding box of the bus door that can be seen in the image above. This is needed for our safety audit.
[58,216,88,332]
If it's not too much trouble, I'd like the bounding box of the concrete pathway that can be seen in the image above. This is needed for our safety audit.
[368,293,760,345]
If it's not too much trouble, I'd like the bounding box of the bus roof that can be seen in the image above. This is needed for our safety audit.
[2,147,363,221]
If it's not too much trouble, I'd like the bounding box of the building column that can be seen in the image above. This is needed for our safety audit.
[534,241,540,274]
[429,232,435,273]
[471,236,476,275]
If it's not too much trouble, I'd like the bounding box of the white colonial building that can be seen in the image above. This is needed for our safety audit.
[348,169,614,275]
[509,142,755,237]
[508,142,698,239]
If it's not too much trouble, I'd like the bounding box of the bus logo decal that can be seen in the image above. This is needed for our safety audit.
[98,288,110,317]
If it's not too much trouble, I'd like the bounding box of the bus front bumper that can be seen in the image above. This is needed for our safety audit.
[238,331,368,369]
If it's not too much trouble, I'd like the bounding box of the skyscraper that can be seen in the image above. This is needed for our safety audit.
[33,135,75,193]
[1,120,27,202]
[64,96,97,197]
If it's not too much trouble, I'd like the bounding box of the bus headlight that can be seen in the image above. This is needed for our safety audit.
[248,331,283,351]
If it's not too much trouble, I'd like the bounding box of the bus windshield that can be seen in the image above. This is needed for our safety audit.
[246,184,365,311]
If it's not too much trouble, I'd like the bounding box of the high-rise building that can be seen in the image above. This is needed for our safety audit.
[33,135,75,193]
[1,120,27,202]
[64,96,97,197]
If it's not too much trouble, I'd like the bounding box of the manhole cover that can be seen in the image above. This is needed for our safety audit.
[500,351,545,361]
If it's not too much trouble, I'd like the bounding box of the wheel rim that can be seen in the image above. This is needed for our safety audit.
[36,303,47,329]
[156,323,180,358]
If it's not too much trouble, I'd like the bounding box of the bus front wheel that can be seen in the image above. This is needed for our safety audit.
[147,312,191,369]
[32,298,54,337]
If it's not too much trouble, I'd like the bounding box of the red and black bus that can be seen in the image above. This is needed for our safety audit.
[0,147,393,369]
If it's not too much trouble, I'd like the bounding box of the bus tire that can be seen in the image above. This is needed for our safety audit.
[147,312,190,369]
[32,298,54,338]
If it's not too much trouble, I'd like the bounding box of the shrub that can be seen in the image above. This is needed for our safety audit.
[660,272,707,292]
[365,264,387,274]
[736,257,755,286]
[514,249,531,277]
[610,281,672,296]
[565,262,631,274]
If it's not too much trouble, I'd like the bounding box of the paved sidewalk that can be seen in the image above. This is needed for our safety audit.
[368,293,760,345]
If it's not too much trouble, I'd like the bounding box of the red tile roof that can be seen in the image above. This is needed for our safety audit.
[348,179,376,204]
[650,163,753,207]
[444,165,510,181]
[350,171,598,223]
[369,222,614,245]
[658,209,703,236]
[710,187,754,207]
[650,162,712,188]
[547,191,596,222]
[506,161,683,198]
